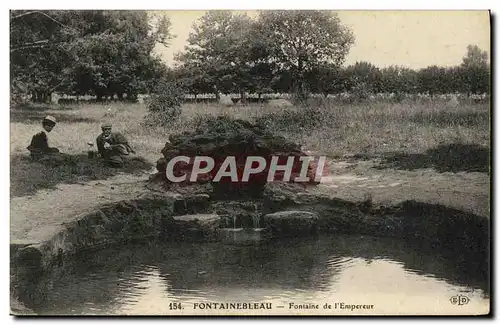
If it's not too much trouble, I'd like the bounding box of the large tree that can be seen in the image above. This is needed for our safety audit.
[257,10,354,99]
[10,10,172,102]
[10,10,79,102]
[174,63,213,99]
[460,44,490,96]
[176,11,256,100]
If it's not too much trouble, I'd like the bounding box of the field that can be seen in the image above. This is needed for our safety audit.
[10,98,490,197]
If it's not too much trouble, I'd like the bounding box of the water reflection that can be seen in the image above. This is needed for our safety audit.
[14,235,489,315]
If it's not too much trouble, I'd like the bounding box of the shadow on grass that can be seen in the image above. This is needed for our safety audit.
[10,110,97,124]
[376,143,490,173]
[10,153,154,198]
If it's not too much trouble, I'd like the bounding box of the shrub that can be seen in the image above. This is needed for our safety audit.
[392,91,406,103]
[144,80,184,126]
[351,82,371,102]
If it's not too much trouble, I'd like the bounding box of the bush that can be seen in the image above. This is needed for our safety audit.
[144,80,184,126]
[351,82,371,102]
[392,91,406,103]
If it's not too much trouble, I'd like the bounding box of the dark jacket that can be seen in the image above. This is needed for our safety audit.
[27,131,59,157]
[96,132,134,158]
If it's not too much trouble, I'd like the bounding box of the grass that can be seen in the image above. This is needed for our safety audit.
[10,97,490,197]
[176,98,490,159]
[10,154,152,197]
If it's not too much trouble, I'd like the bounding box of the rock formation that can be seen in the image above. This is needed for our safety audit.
[148,116,320,197]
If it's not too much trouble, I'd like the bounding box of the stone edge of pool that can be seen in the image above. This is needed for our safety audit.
[10,182,490,316]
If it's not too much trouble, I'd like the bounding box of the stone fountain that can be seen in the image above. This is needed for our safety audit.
[147,116,322,245]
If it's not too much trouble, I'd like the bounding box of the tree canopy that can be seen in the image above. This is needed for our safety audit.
[10,10,173,102]
[257,10,355,98]
[10,10,490,104]
[176,10,355,100]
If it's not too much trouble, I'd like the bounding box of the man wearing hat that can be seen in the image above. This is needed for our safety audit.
[27,115,61,161]
[96,123,135,168]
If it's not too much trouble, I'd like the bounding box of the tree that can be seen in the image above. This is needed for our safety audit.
[462,44,489,68]
[243,19,277,100]
[271,70,293,94]
[306,64,346,97]
[257,10,354,99]
[445,66,465,94]
[10,10,79,102]
[417,66,445,96]
[176,11,255,100]
[460,44,490,95]
[10,10,173,102]
[380,65,418,94]
[66,11,173,100]
[174,63,213,99]
[345,61,383,93]
[249,62,276,100]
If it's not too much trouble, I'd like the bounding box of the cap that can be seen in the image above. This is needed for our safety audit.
[43,115,57,124]
[101,123,112,129]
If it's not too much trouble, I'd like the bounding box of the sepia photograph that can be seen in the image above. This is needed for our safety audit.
[9,8,491,316]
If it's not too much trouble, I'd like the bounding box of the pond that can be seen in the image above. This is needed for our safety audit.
[16,235,489,316]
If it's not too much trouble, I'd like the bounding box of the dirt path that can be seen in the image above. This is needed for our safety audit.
[10,159,490,245]
[10,172,152,245]
[317,159,490,218]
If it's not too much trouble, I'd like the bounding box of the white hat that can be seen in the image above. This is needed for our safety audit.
[43,115,56,124]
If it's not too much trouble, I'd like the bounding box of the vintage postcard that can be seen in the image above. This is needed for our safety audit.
[9,9,491,316]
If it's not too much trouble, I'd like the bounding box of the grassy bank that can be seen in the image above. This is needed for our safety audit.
[10,98,490,197]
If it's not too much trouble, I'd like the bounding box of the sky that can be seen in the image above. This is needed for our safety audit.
[153,10,490,69]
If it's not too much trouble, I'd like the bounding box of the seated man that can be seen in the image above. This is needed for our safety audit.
[96,123,135,168]
[27,115,67,165]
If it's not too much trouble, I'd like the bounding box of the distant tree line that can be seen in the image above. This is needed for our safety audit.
[173,10,489,100]
[309,46,489,99]
[10,10,490,104]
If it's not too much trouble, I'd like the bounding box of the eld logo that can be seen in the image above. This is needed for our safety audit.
[450,295,470,306]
